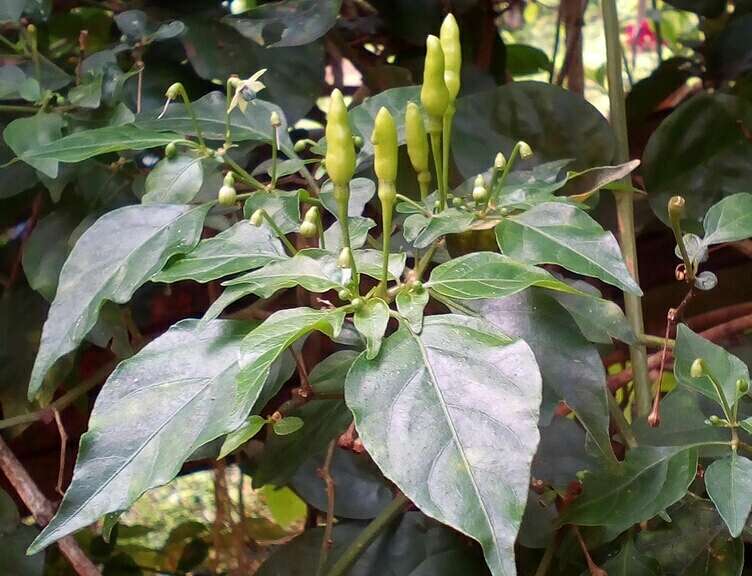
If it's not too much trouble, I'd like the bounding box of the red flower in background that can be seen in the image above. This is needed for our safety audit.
[624,19,657,51]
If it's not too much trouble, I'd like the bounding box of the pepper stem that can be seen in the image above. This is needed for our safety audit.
[271,124,280,189]
[334,183,358,278]
[489,142,522,207]
[257,209,297,256]
[378,183,396,298]
[430,132,444,210]
[441,103,455,205]
[173,84,206,150]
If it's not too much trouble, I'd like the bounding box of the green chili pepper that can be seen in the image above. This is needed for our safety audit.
[372,107,398,296]
[440,14,461,102]
[420,35,449,133]
[405,102,431,199]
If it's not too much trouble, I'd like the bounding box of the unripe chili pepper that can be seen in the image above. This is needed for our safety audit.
[405,102,431,199]
[372,107,398,296]
[325,89,356,188]
[420,35,450,133]
[440,14,461,102]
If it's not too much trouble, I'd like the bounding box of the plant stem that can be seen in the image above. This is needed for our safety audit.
[601,0,651,418]
[379,192,395,297]
[315,440,338,576]
[271,124,280,189]
[175,85,206,149]
[223,155,266,192]
[224,78,235,148]
[413,241,440,280]
[325,493,409,576]
[441,104,455,203]
[489,142,521,206]
[335,183,358,278]
[430,132,444,210]
[534,533,560,576]
[0,103,41,113]
[639,333,675,349]
[395,193,432,217]
[259,210,297,255]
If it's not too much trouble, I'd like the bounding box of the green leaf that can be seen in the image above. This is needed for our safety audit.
[506,44,552,76]
[218,415,267,459]
[353,298,389,359]
[636,498,744,575]
[440,291,615,463]
[68,74,103,109]
[142,153,204,204]
[244,189,301,234]
[324,216,375,250]
[560,446,698,534]
[224,0,342,47]
[488,159,572,209]
[644,93,752,227]
[154,221,286,284]
[136,91,295,155]
[346,315,542,576]
[223,250,345,298]
[702,193,752,247]
[353,249,406,282]
[396,288,429,333]
[18,125,182,174]
[28,203,210,398]
[259,485,307,527]
[28,319,262,553]
[498,202,642,295]
[426,251,580,300]
[308,350,359,395]
[253,399,352,488]
[453,81,616,178]
[674,324,750,411]
[597,538,660,576]
[0,0,26,22]
[238,307,346,406]
[274,416,305,436]
[413,209,475,249]
[560,160,641,202]
[320,177,375,217]
[705,453,752,537]
[549,286,637,344]
[3,112,64,178]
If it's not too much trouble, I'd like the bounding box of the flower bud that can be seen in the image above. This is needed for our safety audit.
[303,206,319,224]
[223,172,235,187]
[165,82,183,100]
[165,142,177,159]
[690,358,706,378]
[299,221,318,237]
[411,280,424,292]
[518,141,533,159]
[495,152,506,170]
[338,288,352,301]
[353,135,364,150]
[708,414,722,426]
[472,175,488,204]
[737,378,750,395]
[293,139,308,153]
[325,89,356,187]
[351,297,364,309]
[218,185,237,206]
[270,110,281,127]
[440,13,461,101]
[452,196,463,208]
[337,247,353,268]
[668,196,685,220]
[420,35,450,130]
[250,209,265,227]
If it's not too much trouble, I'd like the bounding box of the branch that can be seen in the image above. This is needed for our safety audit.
[0,436,102,576]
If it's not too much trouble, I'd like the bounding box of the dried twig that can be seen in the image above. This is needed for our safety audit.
[52,408,68,496]
[315,440,338,576]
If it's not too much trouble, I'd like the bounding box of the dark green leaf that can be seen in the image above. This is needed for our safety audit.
[636,498,744,575]
[663,0,725,17]
[154,220,286,284]
[273,416,305,436]
[549,285,636,344]
[218,415,267,459]
[560,446,698,534]
[705,452,752,537]
[560,160,640,202]
[224,0,342,47]
[346,315,542,576]
[29,203,210,398]
[3,112,64,178]
[142,153,204,204]
[702,193,752,247]
[644,93,752,227]
[453,81,616,178]
[426,251,580,300]
[674,324,750,411]
[353,298,389,359]
[597,538,660,576]
[20,125,182,176]
[497,202,642,295]
[309,350,359,394]
[29,319,260,553]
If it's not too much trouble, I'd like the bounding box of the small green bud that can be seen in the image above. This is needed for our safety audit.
[451,196,463,208]
[165,142,178,159]
[499,207,509,216]
[474,175,485,188]
[668,196,686,220]
[218,185,237,206]
[337,247,353,268]
[518,141,533,159]
[433,200,441,210]
[708,415,722,426]
[411,280,424,292]
[737,378,750,395]
[250,209,265,227]
[26,23,37,35]
[293,139,308,153]
[351,297,363,309]
[353,135,364,150]
[495,152,506,170]
[303,206,319,224]
[338,288,352,301]
[165,82,183,100]
[299,221,318,237]
[223,172,235,187]
[690,358,706,378]
[473,186,489,204]
[270,110,281,127]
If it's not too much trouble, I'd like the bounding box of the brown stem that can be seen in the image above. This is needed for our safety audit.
[52,408,68,496]
[573,526,607,576]
[0,436,102,576]
[316,440,338,576]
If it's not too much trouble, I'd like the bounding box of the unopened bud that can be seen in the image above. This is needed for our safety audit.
[165,82,183,100]
[337,247,353,268]
[218,185,237,206]
[495,152,506,170]
[351,297,363,309]
[690,358,706,378]
[165,142,177,159]
[338,288,352,301]
[451,196,463,208]
[737,378,750,395]
[223,172,235,187]
[708,415,722,426]
[518,141,533,159]
[304,206,319,224]
[250,209,265,227]
[353,135,364,150]
[270,111,281,127]
[293,140,308,153]
[299,221,318,237]
[668,196,686,220]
